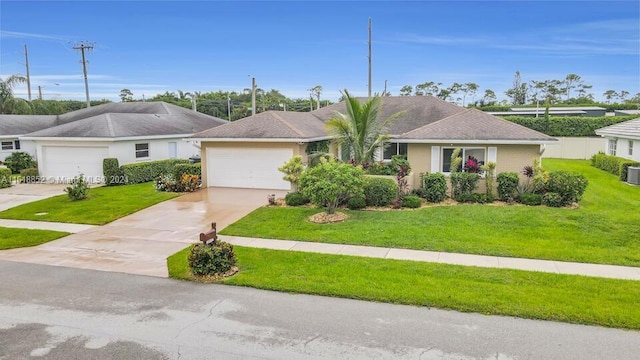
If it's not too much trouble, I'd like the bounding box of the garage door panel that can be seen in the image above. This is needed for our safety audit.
[43,146,109,182]
[206,147,292,190]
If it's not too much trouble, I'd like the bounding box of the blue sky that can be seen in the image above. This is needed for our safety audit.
[1,0,638,103]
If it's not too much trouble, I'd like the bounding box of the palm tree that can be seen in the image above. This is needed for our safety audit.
[0,75,28,114]
[325,90,403,165]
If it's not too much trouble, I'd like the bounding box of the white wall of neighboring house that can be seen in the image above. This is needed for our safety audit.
[606,138,640,162]
[542,137,606,160]
[32,138,200,183]
[0,139,36,162]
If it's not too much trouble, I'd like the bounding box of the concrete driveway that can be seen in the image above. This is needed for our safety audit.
[0,183,68,211]
[0,187,286,277]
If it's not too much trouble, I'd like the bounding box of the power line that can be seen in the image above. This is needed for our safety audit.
[72,41,94,108]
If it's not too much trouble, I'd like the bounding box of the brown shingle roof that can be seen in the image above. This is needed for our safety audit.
[400,108,557,142]
[191,111,328,140]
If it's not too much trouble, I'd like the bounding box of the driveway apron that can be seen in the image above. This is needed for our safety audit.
[0,187,284,277]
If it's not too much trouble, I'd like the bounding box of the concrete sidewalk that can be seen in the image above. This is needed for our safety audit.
[0,219,95,233]
[222,235,640,281]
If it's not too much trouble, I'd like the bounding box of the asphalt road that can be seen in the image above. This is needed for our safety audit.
[0,260,638,359]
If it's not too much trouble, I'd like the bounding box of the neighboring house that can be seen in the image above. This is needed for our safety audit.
[191,96,557,191]
[510,106,606,117]
[14,102,226,181]
[595,118,640,162]
[614,109,640,117]
[0,115,57,161]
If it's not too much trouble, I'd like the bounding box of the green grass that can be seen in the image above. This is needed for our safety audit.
[0,183,180,225]
[168,246,640,330]
[0,227,69,250]
[220,159,640,266]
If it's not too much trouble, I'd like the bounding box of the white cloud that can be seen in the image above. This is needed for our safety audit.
[0,30,69,42]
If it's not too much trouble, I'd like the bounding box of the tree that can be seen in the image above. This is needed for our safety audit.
[603,90,618,104]
[299,157,364,214]
[575,84,593,100]
[504,71,527,105]
[309,85,322,110]
[618,90,629,102]
[481,89,497,106]
[119,89,133,102]
[459,82,478,106]
[0,75,28,114]
[325,90,403,165]
[563,74,583,101]
[531,79,563,103]
[399,85,413,96]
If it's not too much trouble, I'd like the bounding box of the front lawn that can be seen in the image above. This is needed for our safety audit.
[0,183,180,225]
[0,227,69,250]
[168,246,640,330]
[220,159,640,266]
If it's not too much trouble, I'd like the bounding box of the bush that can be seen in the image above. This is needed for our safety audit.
[519,193,543,206]
[285,191,309,206]
[497,172,519,201]
[347,193,366,210]
[0,167,11,188]
[544,171,588,206]
[299,158,364,214]
[402,195,422,208]
[363,177,398,207]
[19,168,39,183]
[420,173,447,203]
[591,152,640,181]
[543,192,564,207]
[102,158,125,186]
[64,174,89,200]
[155,173,200,192]
[411,188,426,198]
[501,115,636,137]
[278,156,305,189]
[172,163,201,181]
[188,242,237,276]
[121,159,189,184]
[3,152,36,174]
[450,172,480,197]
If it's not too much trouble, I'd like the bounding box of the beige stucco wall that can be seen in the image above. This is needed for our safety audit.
[200,141,306,186]
[407,143,542,189]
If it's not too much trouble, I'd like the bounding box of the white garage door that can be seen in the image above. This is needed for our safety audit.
[206,147,292,190]
[42,146,109,182]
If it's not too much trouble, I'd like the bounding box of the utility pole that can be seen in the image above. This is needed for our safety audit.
[383,80,388,96]
[73,41,94,108]
[251,77,257,116]
[368,18,372,99]
[227,95,232,121]
[24,44,32,101]
[38,85,42,101]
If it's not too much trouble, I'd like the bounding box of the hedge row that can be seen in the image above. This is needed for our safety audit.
[500,116,636,137]
[591,153,640,181]
[120,159,189,184]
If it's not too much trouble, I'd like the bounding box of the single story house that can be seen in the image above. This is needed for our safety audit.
[13,102,226,181]
[190,96,557,191]
[595,118,640,162]
[510,106,606,117]
[614,109,640,117]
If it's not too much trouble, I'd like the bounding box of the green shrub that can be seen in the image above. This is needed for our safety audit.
[64,174,89,200]
[421,173,447,203]
[543,192,564,207]
[501,116,635,137]
[411,188,426,198]
[0,167,11,188]
[285,191,309,206]
[497,172,519,201]
[620,161,640,182]
[402,195,422,208]
[102,158,126,186]
[172,163,201,180]
[299,158,364,214]
[363,177,397,207]
[544,171,588,206]
[19,168,39,183]
[450,172,480,197]
[121,159,189,184]
[188,242,237,276]
[154,174,200,192]
[278,156,305,189]
[3,152,36,174]
[366,162,397,175]
[347,193,367,210]
[519,193,542,206]
[590,152,640,181]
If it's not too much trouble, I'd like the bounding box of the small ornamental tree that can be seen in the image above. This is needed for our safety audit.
[278,155,305,191]
[299,157,364,214]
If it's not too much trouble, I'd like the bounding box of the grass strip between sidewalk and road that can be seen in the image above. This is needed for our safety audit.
[0,182,180,225]
[168,246,640,330]
[0,227,69,250]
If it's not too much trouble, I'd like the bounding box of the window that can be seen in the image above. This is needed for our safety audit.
[135,143,149,158]
[629,141,634,156]
[14,140,20,150]
[1,141,14,150]
[442,147,486,173]
[383,142,408,160]
[608,139,617,156]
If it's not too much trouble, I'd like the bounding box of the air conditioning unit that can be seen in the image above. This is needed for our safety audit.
[628,166,640,185]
